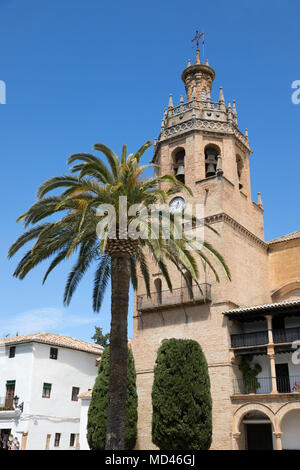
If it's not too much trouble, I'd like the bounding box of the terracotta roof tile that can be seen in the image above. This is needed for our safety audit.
[0,332,103,355]
[78,390,92,399]
[268,230,300,245]
[223,299,300,315]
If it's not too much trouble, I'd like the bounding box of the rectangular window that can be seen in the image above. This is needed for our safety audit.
[49,347,58,360]
[69,433,76,447]
[54,433,61,447]
[42,383,52,398]
[71,387,80,402]
[9,346,16,358]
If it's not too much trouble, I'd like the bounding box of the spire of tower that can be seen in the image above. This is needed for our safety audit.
[182,31,215,101]
[219,86,225,103]
[232,100,237,115]
[195,47,201,65]
[168,94,173,108]
[257,192,263,208]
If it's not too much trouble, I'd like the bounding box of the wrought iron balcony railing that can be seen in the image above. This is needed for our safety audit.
[231,326,300,349]
[230,330,269,348]
[137,283,211,312]
[233,376,300,395]
[273,326,300,344]
[0,397,14,410]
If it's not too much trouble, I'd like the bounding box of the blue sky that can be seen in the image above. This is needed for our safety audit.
[0,0,299,342]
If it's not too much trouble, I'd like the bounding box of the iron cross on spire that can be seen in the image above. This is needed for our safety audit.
[191,30,205,63]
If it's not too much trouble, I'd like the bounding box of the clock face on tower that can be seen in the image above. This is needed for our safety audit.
[169,197,185,213]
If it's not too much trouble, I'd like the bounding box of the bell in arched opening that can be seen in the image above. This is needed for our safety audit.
[205,146,219,178]
[236,155,244,190]
[173,148,185,184]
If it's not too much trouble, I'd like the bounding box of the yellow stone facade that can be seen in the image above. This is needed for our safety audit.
[131,48,300,450]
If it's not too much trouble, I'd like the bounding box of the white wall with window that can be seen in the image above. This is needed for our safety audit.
[0,333,101,450]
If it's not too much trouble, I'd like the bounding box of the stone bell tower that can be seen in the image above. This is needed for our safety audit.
[132,44,271,450]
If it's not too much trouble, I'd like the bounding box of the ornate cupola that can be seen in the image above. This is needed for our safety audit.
[154,37,250,163]
[151,32,262,232]
[181,47,215,102]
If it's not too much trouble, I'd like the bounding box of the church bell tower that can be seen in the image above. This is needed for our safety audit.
[132,40,271,450]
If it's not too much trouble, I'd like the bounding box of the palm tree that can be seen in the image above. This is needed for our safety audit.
[8,140,230,449]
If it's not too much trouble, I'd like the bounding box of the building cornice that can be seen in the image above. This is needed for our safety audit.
[205,212,267,250]
[158,118,250,151]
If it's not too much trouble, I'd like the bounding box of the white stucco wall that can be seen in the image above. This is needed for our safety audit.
[281,410,300,450]
[0,342,34,410]
[79,398,91,450]
[0,340,99,450]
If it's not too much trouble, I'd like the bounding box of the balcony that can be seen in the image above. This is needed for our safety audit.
[0,396,14,410]
[0,397,21,418]
[273,327,300,344]
[231,330,268,348]
[137,283,211,312]
[233,376,300,395]
[230,326,300,349]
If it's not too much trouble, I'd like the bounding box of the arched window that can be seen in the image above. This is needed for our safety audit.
[236,155,243,190]
[172,148,185,184]
[201,89,207,102]
[184,272,193,299]
[154,278,162,305]
[205,145,220,178]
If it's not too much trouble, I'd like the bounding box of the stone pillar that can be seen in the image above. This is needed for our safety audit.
[232,432,241,450]
[269,353,278,393]
[266,315,278,394]
[274,432,283,450]
[266,315,274,344]
[75,433,80,450]
[21,432,28,450]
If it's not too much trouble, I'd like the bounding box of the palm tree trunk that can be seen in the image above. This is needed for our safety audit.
[105,251,130,450]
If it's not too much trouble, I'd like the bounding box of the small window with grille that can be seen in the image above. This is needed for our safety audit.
[42,383,52,398]
[54,433,61,447]
[70,434,76,447]
[9,346,16,358]
[50,347,58,360]
[71,387,80,401]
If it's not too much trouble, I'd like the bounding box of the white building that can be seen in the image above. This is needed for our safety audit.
[0,332,102,450]
[78,390,92,450]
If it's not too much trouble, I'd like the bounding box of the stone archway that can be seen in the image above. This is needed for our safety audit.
[271,279,300,302]
[276,402,300,450]
[232,403,277,450]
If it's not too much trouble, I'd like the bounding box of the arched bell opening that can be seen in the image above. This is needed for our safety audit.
[236,155,244,190]
[172,148,185,184]
[204,144,221,178]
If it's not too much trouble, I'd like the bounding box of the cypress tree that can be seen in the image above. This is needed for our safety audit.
[87,346,138,450]
[152,338,212,450]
